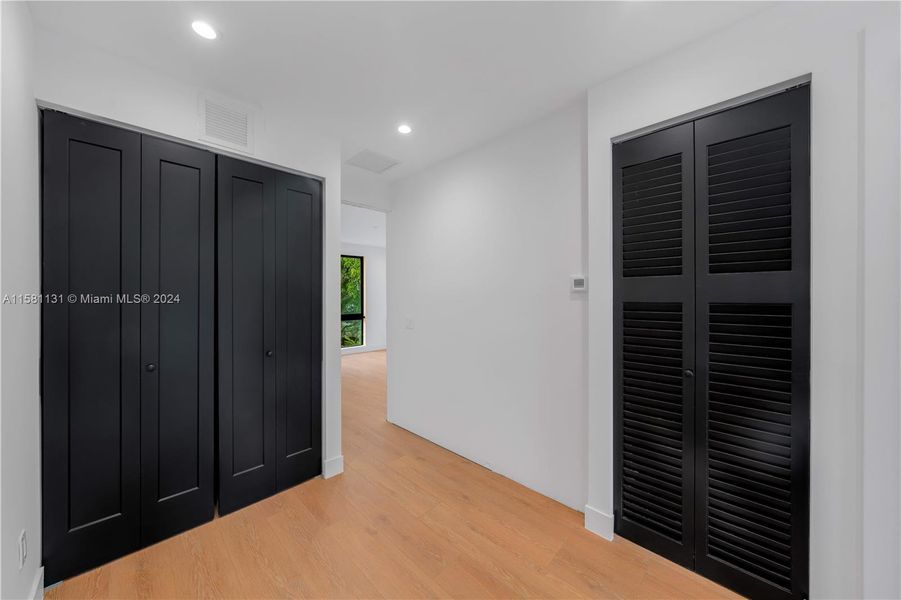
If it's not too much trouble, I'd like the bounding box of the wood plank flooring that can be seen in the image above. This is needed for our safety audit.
[47,350,740,599]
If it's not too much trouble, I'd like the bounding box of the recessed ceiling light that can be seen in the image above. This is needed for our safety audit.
[191,21,217,40]
[397,124,413,135]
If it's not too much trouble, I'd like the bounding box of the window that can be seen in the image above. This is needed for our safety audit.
[341,255,364,348]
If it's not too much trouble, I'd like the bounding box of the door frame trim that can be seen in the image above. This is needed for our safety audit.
[611,74,810,145]
[35,99,325,183]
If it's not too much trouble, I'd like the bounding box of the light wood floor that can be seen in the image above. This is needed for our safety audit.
[48,350,740,599]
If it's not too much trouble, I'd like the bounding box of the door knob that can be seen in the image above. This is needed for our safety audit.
[266,350,273,357]
[146,363,157,372]
[684,369,694,378]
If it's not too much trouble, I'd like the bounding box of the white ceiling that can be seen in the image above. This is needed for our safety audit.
[341,204,386,248]
[28,1,769,181]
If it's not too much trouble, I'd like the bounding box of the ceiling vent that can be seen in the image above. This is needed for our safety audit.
[345,150,400,174]
[199,93,254,154]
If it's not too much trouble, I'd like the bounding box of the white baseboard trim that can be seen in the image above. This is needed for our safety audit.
[323,455,344,478]
[30,566,45,600]
[584,504,614,540]
[341,345,386,356]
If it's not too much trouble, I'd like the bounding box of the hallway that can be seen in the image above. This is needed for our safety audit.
[47,351,737,599]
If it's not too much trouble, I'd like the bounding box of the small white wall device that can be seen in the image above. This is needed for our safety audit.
[570,275,587,292]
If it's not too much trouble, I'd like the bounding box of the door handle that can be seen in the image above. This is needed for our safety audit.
[683,369,694,378]
[266,350,273,357]
[146,363,157,372]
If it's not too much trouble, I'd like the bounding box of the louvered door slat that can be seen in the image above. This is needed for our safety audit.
[624,446,682,473]
[708,506,791,544]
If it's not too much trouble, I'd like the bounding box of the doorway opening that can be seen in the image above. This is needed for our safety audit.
[340,203,388,428]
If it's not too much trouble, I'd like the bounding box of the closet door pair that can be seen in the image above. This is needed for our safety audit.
[613,86,809,600]
[42,112,215,584]
[217,157,323,515]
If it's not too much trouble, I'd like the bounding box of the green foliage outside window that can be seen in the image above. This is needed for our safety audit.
[341,256,362,314]
[341,256,364,347]
[341,320,363,348]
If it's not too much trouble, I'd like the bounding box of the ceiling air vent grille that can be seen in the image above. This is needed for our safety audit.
[707,126,792,273]
[199,94,253,153]
[621,154,683,278]
[345,150,400,174]
[706,303,793,591]
[621,302,684,543]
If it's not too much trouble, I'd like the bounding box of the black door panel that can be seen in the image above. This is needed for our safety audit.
[140,136,216,544]
[217,156,278,515]
[275,173,323,489]
[693,86,810,600]
[613,122,696,569]
[42,111,142,584]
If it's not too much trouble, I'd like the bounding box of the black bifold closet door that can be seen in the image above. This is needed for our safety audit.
[217,156,323,515]
[43,110,323,581]
[42,112,215,584]
[613,86,809,600]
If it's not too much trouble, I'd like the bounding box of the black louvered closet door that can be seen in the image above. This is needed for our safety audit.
[613,122,696,568]
[693,86,809,600]
[613,85,809,600]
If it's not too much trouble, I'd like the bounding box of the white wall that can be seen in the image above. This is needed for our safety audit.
[0,3,43,598]
[341,203,387,248]
[342,167,392,212]
[860,17,901,598]
[388,103,587,510]
[341,243,387,354]
[585,3,900,598]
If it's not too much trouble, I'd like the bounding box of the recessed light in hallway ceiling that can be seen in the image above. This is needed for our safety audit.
[191,20,217,40]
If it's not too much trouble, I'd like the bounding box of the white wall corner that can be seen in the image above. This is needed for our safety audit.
[322,455,344,479]
[29,567,44,600]
[584,504,614,540]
